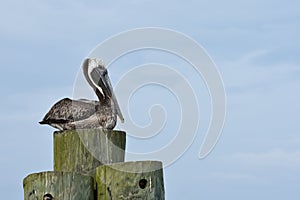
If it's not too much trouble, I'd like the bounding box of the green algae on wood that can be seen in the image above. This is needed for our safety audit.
[23,171,94,200]
[96,161,165,200]
[54,129,126,175]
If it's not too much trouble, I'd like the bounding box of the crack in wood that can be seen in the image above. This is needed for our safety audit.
[107,187,113,200]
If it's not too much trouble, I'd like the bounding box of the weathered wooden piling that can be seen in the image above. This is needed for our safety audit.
[23,129,166,200]
[54,129,126,175]
[23,171,94,200]
[96,161,165,200]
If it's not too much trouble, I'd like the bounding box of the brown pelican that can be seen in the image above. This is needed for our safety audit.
[39,58,124,130]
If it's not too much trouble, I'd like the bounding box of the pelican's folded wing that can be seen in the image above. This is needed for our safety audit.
[39,98,98,124]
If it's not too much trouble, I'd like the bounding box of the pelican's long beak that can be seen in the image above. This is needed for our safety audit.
[84,58,124,123]
[101,72,125,123]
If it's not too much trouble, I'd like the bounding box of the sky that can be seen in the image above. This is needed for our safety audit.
[0,0,300,199]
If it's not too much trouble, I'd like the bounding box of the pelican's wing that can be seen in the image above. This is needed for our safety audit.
[39,98,98,124]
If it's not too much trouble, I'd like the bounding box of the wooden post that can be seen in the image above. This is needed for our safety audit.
[23,171,94,200]
[96,161,165,200]
[23,129,166,200]
[54,129,126,176]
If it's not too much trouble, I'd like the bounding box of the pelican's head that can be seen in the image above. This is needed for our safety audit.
[82,58,124,123]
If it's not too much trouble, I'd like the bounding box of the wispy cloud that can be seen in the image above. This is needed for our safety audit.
[222,48,300,96]
[211,171,268,186]
[225,149,300,168]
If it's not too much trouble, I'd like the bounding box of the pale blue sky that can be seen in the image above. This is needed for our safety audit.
[1,0,300,199]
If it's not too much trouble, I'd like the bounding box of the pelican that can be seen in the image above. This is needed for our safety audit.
[39,58,124,130]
